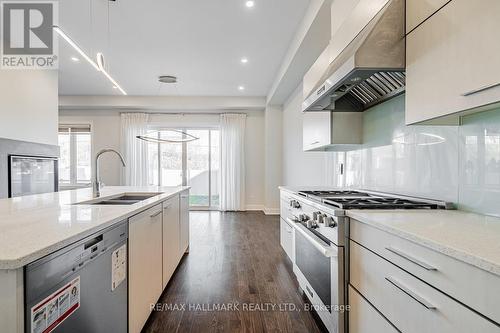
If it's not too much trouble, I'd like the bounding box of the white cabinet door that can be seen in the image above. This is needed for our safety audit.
[128,204,163,333]
[179,191,190,255]
[406,0,500,125]
[303,112,362,151]
[406,0,449,32]
[162,195,180,289]
[279,218,294,261]
[303,112,331,151]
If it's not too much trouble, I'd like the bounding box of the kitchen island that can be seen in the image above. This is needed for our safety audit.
[0,186,190,333]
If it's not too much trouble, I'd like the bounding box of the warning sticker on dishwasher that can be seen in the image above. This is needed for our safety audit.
[112,244,127,291]
[31,276,80,333]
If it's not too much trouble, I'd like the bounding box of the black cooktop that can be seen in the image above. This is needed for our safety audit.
[323,197,439,210]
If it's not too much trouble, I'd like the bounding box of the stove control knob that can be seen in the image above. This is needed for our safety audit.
[292,200,301,209]
[326,216,337,228]
[298,214,308,222]
[317,214,324,224]
[312,211,319,221]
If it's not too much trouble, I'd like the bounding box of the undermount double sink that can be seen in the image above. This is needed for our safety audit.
[75,193,161,205]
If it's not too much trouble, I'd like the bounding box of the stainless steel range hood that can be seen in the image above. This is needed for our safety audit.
[302,0,405,112]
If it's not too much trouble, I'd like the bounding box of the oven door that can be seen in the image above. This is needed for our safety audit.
[292,220,345,333]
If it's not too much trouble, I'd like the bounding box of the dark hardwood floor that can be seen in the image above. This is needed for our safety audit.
[143,211,324,333]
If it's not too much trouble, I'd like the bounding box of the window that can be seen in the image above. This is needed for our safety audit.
[58,125,92,186]
[147,128,220,209]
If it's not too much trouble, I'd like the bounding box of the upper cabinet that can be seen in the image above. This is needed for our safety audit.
[303,112,362,151]
[406,0,449,32]
[406,0,500,125]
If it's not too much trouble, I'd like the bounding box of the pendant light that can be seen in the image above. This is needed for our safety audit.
[54,0,127,94]
[136,129,199,144]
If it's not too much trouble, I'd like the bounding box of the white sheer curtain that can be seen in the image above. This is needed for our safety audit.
[120,113,149,186]
[220,113,246,211]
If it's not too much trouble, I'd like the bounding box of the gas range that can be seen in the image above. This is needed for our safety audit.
[287,189,453,245]
[285,189,453,333]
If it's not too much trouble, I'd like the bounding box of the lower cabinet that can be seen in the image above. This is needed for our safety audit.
[162,195,180,288]
[348,285,398,333]
[128,204,163,333]
[280,217,294,261]
[349,239,499,333]
[179,190,190,254]
[128,192,190,333]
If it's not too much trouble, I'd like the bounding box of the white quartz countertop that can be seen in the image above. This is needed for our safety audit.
[0,186,190,269]
[347,210,500,276]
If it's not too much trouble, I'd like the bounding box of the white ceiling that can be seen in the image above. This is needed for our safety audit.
[58,0,310,97]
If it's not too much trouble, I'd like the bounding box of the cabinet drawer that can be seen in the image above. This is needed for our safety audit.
[350,219,500,324]
[348,285,398,333]
[350,240,499,333]
[280,218,294,261]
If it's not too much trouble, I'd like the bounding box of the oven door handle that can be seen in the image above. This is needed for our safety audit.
[290,219,338,258]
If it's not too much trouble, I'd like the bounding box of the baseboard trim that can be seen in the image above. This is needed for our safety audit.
[223,205,279,215]
[264,207,280,215]
[246,204,264,211]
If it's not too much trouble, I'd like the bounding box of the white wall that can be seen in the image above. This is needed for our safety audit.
[0,70,58,145]
[282,84,330,186]
[59,110,122,186]
[264,105,283,213]
[245,112,266,209]
[59,110,265,210]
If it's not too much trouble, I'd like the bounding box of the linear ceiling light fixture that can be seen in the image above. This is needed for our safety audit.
[53,26,99,70]
[53,25,127,95]
[96,53,127,95]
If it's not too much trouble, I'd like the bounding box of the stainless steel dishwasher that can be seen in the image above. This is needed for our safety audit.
[25,220,128,333]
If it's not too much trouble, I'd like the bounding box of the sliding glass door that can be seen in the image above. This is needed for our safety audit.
[147,128,220,209]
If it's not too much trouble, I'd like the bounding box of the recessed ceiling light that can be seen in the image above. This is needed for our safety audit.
[71,57,80,62]
[240,57,248,64]
[245,1,255,8]
[238,86,245,91]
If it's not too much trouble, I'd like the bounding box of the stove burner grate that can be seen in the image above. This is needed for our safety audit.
[323,197,439,210]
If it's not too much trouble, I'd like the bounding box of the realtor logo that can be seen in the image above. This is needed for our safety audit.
[1,1,58,69]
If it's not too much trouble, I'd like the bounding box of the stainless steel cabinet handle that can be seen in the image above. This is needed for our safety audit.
[385,277,436,310]
[385,247,437,271]
[163,204,171,210]
[310,141,320,145]
[462,82,500,96]
[150,211,162,218]
[180,195,189,198]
